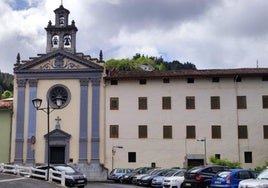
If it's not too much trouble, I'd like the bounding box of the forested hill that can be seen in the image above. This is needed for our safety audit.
[0,72,14,92]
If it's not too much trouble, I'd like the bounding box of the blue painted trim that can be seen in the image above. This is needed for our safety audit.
[14,79,26,163]
[79,78,88,163]
[91,78,100,162]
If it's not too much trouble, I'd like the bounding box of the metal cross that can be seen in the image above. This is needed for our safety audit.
[55,116,61,129]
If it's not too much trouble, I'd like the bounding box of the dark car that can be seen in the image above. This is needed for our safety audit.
[36,164,87,188]
[140,168,172,186]
[210,169,257,188]
[120,167,153,184]
[182,165,230,188]
[107,168,133,183]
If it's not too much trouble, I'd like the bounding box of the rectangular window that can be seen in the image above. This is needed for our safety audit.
[110,80,118,85]
[211,125,221,139]
[262,76,268,81]
[110,125,119,138]
[186,96,195,109]
[187,78,194,83]
[238,125,248,139]
[212,77,220,82]
[263,125,268,139]
[234,76,242,82]
[162,96,171,109]
[237,96,247,109]
[138,97,147,110]
[163,78,170,83]
[110,97,119,110]
[128,152,136,163]
[244,152,252,163]
[262,96,268,108]
[215,154,221,159]
[186,125,196,139]
[139,79,147,85]
[163,125,172,139]
[211,96,220,109]
[139,125,148,138]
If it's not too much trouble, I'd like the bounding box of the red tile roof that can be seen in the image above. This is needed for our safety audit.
[0,99,13,110]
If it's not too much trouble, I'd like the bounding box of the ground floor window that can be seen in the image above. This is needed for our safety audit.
[128,152,136,163]
[244,151,252,163]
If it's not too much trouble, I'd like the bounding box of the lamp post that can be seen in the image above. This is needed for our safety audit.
[112,146,123,170]
[197,137,207,165]
[32,96,63,181]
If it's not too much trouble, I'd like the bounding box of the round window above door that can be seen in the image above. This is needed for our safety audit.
[47,84,71,108]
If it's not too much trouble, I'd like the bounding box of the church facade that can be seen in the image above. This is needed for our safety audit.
[10,4,268,180]
[11,5,107,180]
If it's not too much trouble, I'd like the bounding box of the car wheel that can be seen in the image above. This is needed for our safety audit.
[78,186,84,188]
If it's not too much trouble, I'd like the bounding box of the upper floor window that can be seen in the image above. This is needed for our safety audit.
[162,96,171,109]
[186,96,195,109]
[138,97,147,110]
[52,35,59,48]
[262,95,268,108]
[238,125,248,139]
[211,125,221,139]
[211,96,220,109]
[187,78,194,83]
[163,78,170,83]
[186,125,196,139]
[110,80,118,85]
[163,125,172,139]
[110,125,119,138]
[237,96,247,109]
[212,77,220,82]
[110,97,119,110]
[139,79,147,85]
[263,125,268,139]
[138,125,148,138]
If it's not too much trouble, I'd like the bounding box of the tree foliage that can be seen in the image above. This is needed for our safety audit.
[105,53,196,71]
[0,71,14,99]
[255,161,268,173]
[209,156,241,168]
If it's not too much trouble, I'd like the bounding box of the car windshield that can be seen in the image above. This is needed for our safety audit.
[54,166,76,174]
[258,169,268,180]
[165,170,178,177]
[216,171,231,178]
[188,167,201,173]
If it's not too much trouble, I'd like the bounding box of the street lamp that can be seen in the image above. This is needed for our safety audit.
[32,96,63,180]
[112,146,123,170]
[197,137,207,166]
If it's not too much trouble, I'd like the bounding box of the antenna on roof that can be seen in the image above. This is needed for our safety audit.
[61,0,63,5]
[257,59,259,68]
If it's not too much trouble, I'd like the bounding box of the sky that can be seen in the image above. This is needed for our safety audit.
[1,0,268,74]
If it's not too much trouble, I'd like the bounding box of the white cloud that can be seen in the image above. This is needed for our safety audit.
[1,0,268,73]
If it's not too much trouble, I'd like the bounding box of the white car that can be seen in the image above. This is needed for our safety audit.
[162,170,185,188]
[239,169,268,188]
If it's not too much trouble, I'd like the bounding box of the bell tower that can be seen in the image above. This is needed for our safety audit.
[45,5,78,53]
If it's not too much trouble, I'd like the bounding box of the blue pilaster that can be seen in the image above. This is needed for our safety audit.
[91,78,100,163]
[14,79,26,164]
[79,78,89,163]
[26,79,37,164]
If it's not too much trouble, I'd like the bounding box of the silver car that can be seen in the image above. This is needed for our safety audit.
[239,168,268,188]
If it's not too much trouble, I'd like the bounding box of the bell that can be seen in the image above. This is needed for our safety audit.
[64,38,70,46]
[53,39,58,45]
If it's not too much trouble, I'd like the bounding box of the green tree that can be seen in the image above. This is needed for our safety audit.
[2,90,13,99]
[209,156,241,168]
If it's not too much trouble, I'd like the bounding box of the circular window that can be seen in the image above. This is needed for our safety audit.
[47,84,71,108]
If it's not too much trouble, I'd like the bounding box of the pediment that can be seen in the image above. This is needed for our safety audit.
[14,49,103,73]
[44,128,71,139]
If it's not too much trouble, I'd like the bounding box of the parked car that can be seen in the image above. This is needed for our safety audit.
[210,169,257,188]
[36,164,87,188]
[120,167,153,184]
[160,169,186,188]
[132,168,159,185]
[140,168,171,186]
[107,168,133,183]
[182,165,231,188]
[238,168,268,188]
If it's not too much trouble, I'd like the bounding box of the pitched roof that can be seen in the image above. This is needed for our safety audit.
[0,99,13,110]
[104,68,268,80]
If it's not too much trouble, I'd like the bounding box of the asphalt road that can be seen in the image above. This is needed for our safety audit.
[0,173,138,188]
